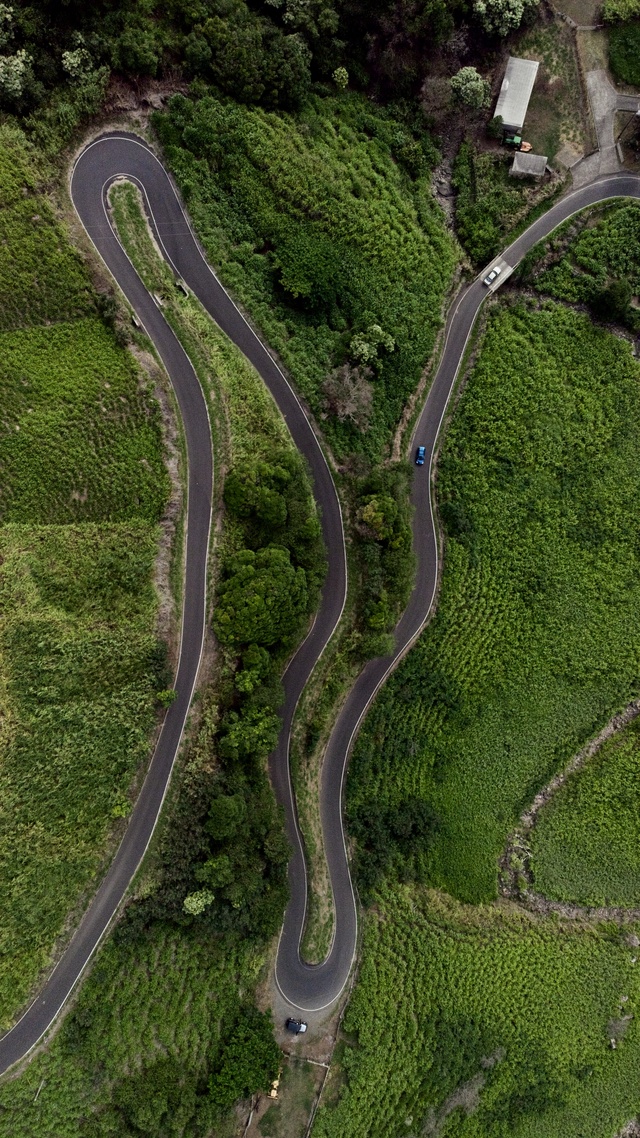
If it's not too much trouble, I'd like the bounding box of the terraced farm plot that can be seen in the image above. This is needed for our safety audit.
[531,718,640,906]
[313,887,640,1138]
[0,523,165,1024]
[347,301,640,903]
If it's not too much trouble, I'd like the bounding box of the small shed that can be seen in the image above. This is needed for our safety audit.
[510,152,548,178]
[495,57,540,134]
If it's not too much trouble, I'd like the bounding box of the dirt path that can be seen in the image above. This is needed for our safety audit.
[499,696,640,919]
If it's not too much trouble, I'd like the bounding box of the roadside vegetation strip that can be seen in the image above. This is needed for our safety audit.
[0,132,171,1030]
[312,886,640,1138]
[531,718,640,907]
[347,300,640,906]
[525,198,640,332]
[108,177,324,946]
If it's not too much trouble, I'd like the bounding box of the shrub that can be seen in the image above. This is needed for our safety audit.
[450,66,490,110]
[603,0,640,20]
[608,21,640,88]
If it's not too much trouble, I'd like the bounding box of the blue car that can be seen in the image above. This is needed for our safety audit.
[415,445,426,466]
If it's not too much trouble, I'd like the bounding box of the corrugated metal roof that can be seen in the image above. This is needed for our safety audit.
[495,57,540,132]
[510,151,548,177]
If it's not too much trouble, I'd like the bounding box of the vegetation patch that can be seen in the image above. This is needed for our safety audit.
[347,301,640,904]
[525,200,640,332]
[153,90,456,460]
[0,130,170,1027]
[0,318,169,523]
[452,143,561,266]
[0,924,274,1138]
[515,21,587,162]
[609,21,640,88]
[531,718,640,907]
[0,126,94,329]
[312,887,640,1138]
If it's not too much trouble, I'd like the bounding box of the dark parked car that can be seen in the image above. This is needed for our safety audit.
[285,1018,308,1034]
[415,445,426,466]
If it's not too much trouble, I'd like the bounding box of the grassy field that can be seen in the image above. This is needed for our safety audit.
[531,718,640,906]
[515,21,587,162]
[0,522,165,1023]
[313,887,640,1138]
[347,300,640,904]
[153,90,457,460]
[0,127,93,329]
[0,317,168,523]
[0,129,170,1026]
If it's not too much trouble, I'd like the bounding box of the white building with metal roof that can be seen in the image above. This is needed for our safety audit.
[495,57,540,133]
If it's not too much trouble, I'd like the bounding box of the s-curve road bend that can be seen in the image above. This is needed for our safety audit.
[0,131,346,1078]
[275,171,640,1013]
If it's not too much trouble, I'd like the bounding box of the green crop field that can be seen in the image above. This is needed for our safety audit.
[0,923,262,1138]
[154,90,457,460]
[0,127,93,328]
[531,718,640,907]
[313,886,640,1138]
[0,130,170,1027]
[531,201,640,304]
[0,523,165,1024]
[0,318,169,523]
[347,300,640,904]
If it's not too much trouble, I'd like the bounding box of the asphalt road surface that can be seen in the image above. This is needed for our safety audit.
[0,133,637,1073]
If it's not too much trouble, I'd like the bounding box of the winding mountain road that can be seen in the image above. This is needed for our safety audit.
[0,133,637,1074]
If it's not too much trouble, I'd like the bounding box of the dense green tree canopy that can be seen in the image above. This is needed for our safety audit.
[214,547,308,647]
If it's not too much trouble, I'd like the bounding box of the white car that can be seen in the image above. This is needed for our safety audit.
[483,265,502,287]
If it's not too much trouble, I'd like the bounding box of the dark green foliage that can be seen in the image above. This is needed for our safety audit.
[214,546,308,647]
[609,21,640,87]
[591,276,634,323]
[347,303,640,903]
[486,114,504,139]
[354,463,415,655]
[184,6,311,109]
[209,1008,280,1109]
[222,451,325,603]
[154,90,455,460]
[349,797,439,900]
[452,141,557,266]
[532,202,640,332]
